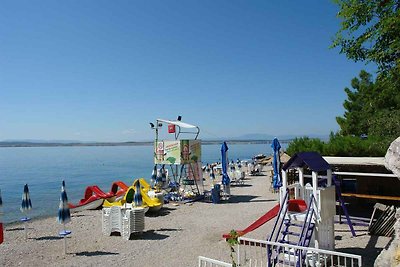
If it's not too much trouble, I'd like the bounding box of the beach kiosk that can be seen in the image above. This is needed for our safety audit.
[151,118,203,198]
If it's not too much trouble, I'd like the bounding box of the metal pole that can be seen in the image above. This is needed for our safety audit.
[24,222,27,240]
[64,236,67,255]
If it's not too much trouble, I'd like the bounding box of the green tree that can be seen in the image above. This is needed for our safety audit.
[331,0,400,74]
[336,69,400,140]
[336,70,375,136]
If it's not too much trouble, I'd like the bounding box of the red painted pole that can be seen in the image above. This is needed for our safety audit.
[0,223,3,244]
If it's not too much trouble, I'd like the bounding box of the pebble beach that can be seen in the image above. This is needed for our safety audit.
[0,171,392,267]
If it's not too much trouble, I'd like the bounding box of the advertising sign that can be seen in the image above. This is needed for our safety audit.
[154,139,202,165]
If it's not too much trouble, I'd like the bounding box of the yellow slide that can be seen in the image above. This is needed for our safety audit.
[140,187,163,212]
[103,179,163,212]
[103,186,136,207]
[139,178,151,192]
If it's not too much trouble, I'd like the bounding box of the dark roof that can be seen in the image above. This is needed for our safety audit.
[282,152,331,172]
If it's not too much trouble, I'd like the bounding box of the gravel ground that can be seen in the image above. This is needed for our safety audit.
[0,171,391,266]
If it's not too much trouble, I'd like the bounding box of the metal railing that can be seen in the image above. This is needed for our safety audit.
[198,256,233,267]
[238,237,362,267]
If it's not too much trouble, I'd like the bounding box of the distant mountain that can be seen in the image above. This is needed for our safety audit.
[1,139,83,144]
[234,133,329,141]
[234,134,276,140]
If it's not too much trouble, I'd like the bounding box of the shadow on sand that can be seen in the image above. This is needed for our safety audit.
[6,227,24,232]
[34,235,63,241]
[230,184,252,188]
[227,195,276,204]
[75,251,119,257]
[129,230,169,241]
[145,207,176,217]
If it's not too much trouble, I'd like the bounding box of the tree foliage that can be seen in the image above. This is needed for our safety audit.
[287,133,388,157]
[336,70,375,136]
[332,0,400,73]
[336,70,400,142]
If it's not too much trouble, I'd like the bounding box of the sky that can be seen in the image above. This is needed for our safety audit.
[0,0,377,142]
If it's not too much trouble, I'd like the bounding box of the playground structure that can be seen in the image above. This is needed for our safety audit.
[223,152,341,266]
[151,118,203,199]
[272,152,336,251]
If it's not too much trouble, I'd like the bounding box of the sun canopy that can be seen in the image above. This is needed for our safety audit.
[282,152,331,172]
[156,119,198,129]
[156,118,200,140]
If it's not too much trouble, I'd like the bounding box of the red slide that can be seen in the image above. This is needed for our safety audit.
[109,181,129,198]
[223,199,307,239]
[90,185,114,199]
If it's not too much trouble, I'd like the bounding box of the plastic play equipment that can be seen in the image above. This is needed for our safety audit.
[263,152,338,266]
[222,199,307,239]
[110,181,129,198]
[103,180,163,212]
[68,185,114,213]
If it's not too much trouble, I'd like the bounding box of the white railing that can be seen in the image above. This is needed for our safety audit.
[198,256,233,267]
[237,237,362,267]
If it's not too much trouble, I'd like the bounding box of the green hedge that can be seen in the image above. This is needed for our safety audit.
[286,133,390,157]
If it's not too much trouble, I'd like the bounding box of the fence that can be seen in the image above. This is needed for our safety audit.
[237,237,362,267]
[198,256,233,267]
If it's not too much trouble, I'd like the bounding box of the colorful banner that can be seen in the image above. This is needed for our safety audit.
[154,139,201,165]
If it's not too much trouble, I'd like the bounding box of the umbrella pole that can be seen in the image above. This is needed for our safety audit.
[24,221,27,240]
[63,236,67,255]
[63,224,67,255]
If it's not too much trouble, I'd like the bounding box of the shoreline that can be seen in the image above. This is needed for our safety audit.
[0,139,294,148]
[0,171,392,266]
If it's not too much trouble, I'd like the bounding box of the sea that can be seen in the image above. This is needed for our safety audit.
[0,143,286,223]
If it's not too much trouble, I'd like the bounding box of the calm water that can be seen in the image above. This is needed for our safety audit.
[0,143,283,223]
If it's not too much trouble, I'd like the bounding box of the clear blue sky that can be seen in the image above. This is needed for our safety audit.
[0,0,376,142]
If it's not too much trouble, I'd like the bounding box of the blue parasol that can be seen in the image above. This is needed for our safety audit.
[155,167,163,189]
[210,167,215,182]
[58,180,71,254]
[57,181,71,225]
[271,137,282,189]
[161,165,167,183]
[21,184,32,239]
[221,142,230,185]
[21,184,32,213]
[134,180,143,207]
[151,165,157,187]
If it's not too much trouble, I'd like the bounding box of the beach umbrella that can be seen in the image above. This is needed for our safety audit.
[155,167,163,189]
[133,180,143,207]
[57,180,71,254]
[161,164,167,183]
[210,167,215,186]
[221,142,230,185]
[271,137,282,189]
[21,184,32,240]
[21,184,32,213]
[151,165,157,187]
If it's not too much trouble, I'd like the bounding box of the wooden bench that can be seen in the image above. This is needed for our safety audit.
[341,193,400,201]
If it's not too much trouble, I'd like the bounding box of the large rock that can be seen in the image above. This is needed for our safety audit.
[375,138,400,266]
[385,136,400,180]
[374,209,400,266]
